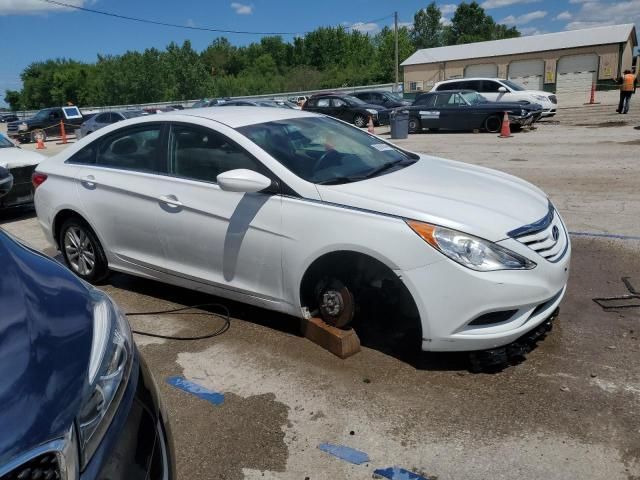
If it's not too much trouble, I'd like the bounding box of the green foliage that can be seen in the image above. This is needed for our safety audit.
[7,3,519,109]
[412,2,443,49]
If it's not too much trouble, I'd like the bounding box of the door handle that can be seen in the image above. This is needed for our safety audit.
[81,175,96,188]
[158,195,183,208]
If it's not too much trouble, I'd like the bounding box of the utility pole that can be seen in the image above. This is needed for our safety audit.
[394,11,399,93]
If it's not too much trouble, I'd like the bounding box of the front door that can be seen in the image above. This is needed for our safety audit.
[152,122,284,302]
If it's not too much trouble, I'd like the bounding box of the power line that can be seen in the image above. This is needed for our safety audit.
[37,0,304,35]
[37,0,394,36]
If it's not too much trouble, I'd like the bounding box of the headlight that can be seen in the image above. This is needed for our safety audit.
[366,109,378,115]
[532,95,548,102]
[521,109,527,116]
[406,220,536,271]
[78,288,133,468]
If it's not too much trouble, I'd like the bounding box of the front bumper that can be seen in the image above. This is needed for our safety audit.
[0,165,37,210]
[80,350,175,479]
[509,111,540,126]
[401,233,571,352]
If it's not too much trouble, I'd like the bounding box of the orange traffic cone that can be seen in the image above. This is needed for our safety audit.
[59,120,68,144]
[35,131,46,149]
[499,112,512,138]
[367,115,375,134]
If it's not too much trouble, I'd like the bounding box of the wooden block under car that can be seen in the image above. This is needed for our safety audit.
[302,317,361,359]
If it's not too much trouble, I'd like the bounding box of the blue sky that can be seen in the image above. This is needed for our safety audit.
[1,0,638,105]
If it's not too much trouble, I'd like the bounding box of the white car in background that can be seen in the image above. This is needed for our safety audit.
[432,78,558,117]
[0,132,45,209]
[33,107,570,355]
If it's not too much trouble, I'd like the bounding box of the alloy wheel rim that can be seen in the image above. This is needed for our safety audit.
[355,116,366,127]
[64,226,96,276]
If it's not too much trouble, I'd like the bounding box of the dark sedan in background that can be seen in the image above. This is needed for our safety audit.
[0,166,175,480]
[352,90,411,108]
[303,93,390,127]
[407,90,542,133]
[0,112,19,123]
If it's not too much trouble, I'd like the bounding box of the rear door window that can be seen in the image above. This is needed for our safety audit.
[316,98,331,108]
[437,81,461,91]
[434,93,453,107]
[96,124,165,173]
[481,80,504,92]
[414,94,436,107]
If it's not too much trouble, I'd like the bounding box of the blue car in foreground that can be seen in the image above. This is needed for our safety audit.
[0,166,175,479]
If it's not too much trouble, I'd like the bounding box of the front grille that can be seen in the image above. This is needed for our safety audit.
[511,208,568,263]
[549,95,557,104]
[469,309,518,326]
[0,453,61,480]
[7,124,19,134]
[9,165,37,185]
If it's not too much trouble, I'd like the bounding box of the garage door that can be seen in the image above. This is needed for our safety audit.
[464,64,498,78]
[556,54,599,96]
[508,59,544,90]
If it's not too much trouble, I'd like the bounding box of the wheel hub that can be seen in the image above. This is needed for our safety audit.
[320,290,344,317]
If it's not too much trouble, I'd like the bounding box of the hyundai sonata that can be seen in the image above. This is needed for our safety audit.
[33,107,570,352]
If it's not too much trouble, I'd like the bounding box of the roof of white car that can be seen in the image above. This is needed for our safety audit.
[174,106,317,128]
[401,23,636,66]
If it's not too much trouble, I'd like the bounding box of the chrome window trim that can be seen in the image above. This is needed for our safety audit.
[0,426,78,480]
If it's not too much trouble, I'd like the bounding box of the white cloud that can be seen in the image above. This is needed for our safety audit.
[440,17,452,26]
[520,26,547,35]
[0,0,91,15]
[500,10,547,25]
[230,2,252,15]
[554,11,572,21]
[563,0,640,30]
[348,21,379,33]
[398,21,414,30]
[440,3,458,15]
[481,0,540,9]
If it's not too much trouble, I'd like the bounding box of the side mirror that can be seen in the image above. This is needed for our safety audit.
[498,86,508,93]
[0,166,14,198]
[217,169,274,193]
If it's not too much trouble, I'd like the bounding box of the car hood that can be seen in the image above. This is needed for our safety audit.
[0,231,92,465]
[316,155,549,242]
[0,147,45,169]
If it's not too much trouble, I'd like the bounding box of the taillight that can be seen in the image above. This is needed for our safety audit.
[32,172,48,189]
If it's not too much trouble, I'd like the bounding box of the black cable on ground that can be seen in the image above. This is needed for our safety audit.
[126,303,231,341]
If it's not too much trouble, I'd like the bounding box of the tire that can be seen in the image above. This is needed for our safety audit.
[353,114,368,128]
[408,117,421,133]
[59,217,109,283]
[484,115,502,133]
[316,278,355,329]
[30,129,46,144]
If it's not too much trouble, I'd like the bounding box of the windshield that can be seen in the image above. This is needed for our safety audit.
[122,110,146,119]
[0,133,15,148]
[501,80,525,91]
[383,92,403,101]
[238,116,417,185]
[460,92,488,105]
[33,109,51,120]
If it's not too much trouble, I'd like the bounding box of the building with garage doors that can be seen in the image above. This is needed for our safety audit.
[401,24,637,99]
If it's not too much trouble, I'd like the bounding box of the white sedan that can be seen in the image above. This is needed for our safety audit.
[33,107,570,353]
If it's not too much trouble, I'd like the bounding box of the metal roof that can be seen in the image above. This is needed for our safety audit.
[401,24,637,67]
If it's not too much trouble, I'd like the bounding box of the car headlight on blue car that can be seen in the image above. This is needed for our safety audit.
[406,220,536,271]
[78,288,133,468]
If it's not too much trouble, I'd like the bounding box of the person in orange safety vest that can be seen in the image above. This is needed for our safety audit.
[616,69,637,114]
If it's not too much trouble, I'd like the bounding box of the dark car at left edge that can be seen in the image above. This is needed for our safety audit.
[302,93,390,127]
[0,166,175,480]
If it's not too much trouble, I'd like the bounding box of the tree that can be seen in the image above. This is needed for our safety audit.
[412,2,444,49]
[375,26,415,83]
[444,1,519,45]
[4,90,21,110]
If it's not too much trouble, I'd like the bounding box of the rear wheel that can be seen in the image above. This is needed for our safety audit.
[316,278,355,329]
[59,218,109,283]
[354,114,368,128]
[408,117,421,133]
[484,115,502,133]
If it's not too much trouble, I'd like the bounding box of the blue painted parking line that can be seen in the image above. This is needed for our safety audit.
[166,376,225,406]
[374,466,432,480]
[318,443,370,465]
[569,231,640,241]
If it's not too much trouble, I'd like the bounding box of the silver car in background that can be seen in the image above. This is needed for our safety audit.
[79,110,147,138]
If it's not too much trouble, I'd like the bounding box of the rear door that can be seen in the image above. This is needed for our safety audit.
[331,98,350,122]
[72,123,168,268]
[412,94,440,129]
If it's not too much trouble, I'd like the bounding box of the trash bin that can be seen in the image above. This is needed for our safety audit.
[390,109,409,139]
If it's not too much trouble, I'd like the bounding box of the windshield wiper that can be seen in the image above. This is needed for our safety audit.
[316,176,365,185]
[363,159,415,179]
